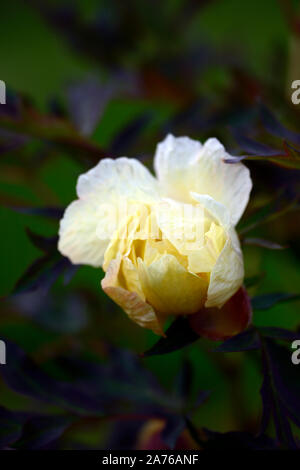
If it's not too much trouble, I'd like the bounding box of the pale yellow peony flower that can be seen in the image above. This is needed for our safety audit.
[58,135,252,336]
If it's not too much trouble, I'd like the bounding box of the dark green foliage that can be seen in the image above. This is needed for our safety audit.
[1,0,300,451]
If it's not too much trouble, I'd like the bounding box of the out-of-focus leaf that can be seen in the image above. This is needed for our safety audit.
[0,341,104,415]
[192,390,211,410]
[184,417,204,447]
[172,358,210,418]
[13,289,87,334]
[32,3,128,68]
[259,104,300,146]
[66,77,114,136]
[11,225,72,298]
[252,292,300,310]
[12,254,54,295]
[244,273,265,289]
[0,96,107,164]
[63,264,79,285]
[14,415,74,450]
[26,228,58,253]
[259,339,300,448]
[243,237,286,250]
[0,90,21,119]
[203,428,277,450]
[174,358,193,403]
[232,144,300,168]
[161,415,186,450]
[37,293,88,334]
[0,129,29,155]
[259,327,300,342]
[107,419,145,451]
[8,206,64,220]
[12,256,69,297]
[53,349,174,412]
[213,327,260,352]
[228,128,300,169]
[0,407,23,448]
[229,128,279,158]
[142,317,199,357]
[238,193,299,235]
[110,112,152,155]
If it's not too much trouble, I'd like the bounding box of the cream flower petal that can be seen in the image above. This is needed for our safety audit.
[190,193,231,228]
[191,192,244,308]
[77,157,159,202]
[155,197,226,274]
[101,256,164,335]
[58,199,109,267]
[58,157,159,267]
[155,198,208,257]
[205,234,244,308]
[137,254,208,315]
[154,134,252,225]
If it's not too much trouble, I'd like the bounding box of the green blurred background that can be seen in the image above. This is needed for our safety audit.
[0,0,300,449]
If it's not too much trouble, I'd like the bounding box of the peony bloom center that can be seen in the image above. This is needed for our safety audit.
[58,135,252,336]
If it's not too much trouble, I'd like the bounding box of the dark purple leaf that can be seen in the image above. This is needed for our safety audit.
[36,293,88,334]
[259,339,300,448]
[12,254,53,294]
[142,317,199,357]
[174,358,193,402]
[203,428,277,450]
[26,228,58,253]
[12,256,69,297]
[192,390,211,410]
[161,415,186,449]
[243,237,286,250]
[0,407,23,448]
[213,327,261,352]
[63,263,80,285]
[259,364,273,436]
[14,415,73,450]
[260,104,300,146]
[184,417,204,447]
[51,350,171,412]
[67,77,114,136]
[0,341,105,415]
[230,128,280,157]
[229,127,300,168]
[252,292,300,310]
[226,143,300,168]
[8,206,64,219]
[238,192,299,235]
[107,419,145,450]
[0,90,21,119]
[110,112,152,155]
[259,327,300,342]
[244,273,265,289]
[0,129,29,155]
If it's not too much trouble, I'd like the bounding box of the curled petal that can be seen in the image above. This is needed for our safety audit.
[101,256,164,335]
[137,254,208,315]
[205,233,244,308]
[189,286,252,341]
[58,157,159,267]
[154,134,252,225]
[191,193,244,308]
[58,199,109,267]
[77,157,159,202]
